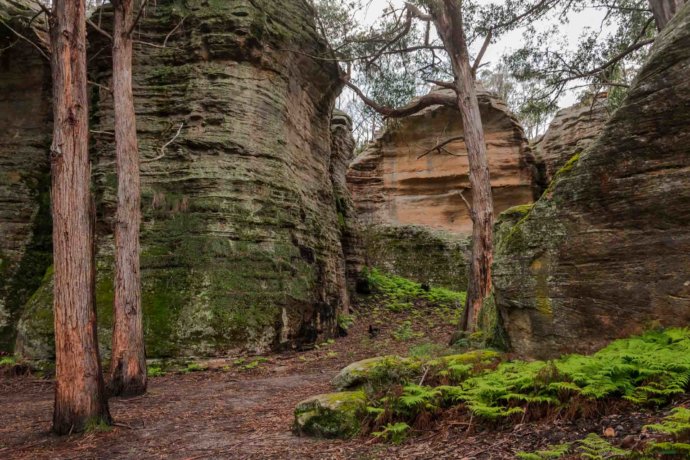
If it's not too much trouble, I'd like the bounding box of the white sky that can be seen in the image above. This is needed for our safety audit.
[358,0,611,108]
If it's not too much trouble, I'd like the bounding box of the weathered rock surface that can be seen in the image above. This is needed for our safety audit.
[293,390,366,439]
[331,356,391,390]
[11,0,353,358]
[493,5,690,359]
[362,225,470,292]
[347,88,535,235]
[534,94,610,185]
[0,0,51,351]
[330,110,361,297]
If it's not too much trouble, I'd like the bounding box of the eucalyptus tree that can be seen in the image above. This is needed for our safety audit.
[315,0,565,332]
[47,0,111,434]
[108,0,147,397]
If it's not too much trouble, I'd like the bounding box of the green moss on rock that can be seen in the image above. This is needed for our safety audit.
[294,391,366,439]
[361,225,470,292]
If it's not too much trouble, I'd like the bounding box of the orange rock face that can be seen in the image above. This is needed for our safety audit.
[347,89,535,235]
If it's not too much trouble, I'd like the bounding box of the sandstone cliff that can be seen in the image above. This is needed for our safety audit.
[347,88,535,235]
[493,4,690,359]
[534,94,609,186]
[0,0,51,352]
[8,0,353,358]
[346,88,534,291]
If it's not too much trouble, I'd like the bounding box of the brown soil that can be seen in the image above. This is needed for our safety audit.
[0,306,680,459]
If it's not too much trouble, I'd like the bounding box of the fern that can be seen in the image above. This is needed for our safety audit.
[577,434,629,459]
[372,422,410,444]
[517,443,571,459]
[645,407,690,437]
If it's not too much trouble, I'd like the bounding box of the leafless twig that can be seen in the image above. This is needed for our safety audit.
[0,18,49,60]
[142,123,184,163]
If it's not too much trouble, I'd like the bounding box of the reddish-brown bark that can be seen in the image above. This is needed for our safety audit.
[48,0,111,434]
[109,0,147,397]
[429,0,494,332]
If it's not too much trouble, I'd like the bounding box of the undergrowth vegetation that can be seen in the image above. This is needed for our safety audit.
[518,407,690,459]
[362,268,465,313]
[354,329,690,441]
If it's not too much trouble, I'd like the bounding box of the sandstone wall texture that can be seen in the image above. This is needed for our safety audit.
[0,0,52,351]
[347,89,535,235]
[10,0,353,358]
[493,4,690,359]
[362,225,470,292]
[534,95,609,186]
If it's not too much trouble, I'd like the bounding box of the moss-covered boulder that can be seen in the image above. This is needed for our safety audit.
[293,391,366,439]
[12,0,352,358]
[332,356,395,390]
[493,4,690,359]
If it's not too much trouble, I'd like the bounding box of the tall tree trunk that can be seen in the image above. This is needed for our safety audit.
[430,0,494,332]
[649,0,685,30]
[109,0,147,397]
[49,0,111,434]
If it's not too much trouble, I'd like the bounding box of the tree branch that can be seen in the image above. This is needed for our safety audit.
[0,17,49,60]
[471,30,492,76]
[417,136,465,159]
[127,0,150,37]
[342,78,456,118]
[142,123,184,163]
[87,18,113,41]
[163,14,187,47]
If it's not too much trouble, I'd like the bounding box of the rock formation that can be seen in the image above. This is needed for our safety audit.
[346,88,534,291]
[347,88,535,235]
[0,0,51,352]
[493,4,690,359]
[6,0,355,358]
[534,94,609,186]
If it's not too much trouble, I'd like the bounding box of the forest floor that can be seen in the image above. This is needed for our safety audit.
[0,304,683,459]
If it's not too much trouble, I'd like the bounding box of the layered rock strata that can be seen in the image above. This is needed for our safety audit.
[0,0,51,351]
[493,4,690,359]
[12,0,352,358]
[347,88,535,235]
[534,95,609,186]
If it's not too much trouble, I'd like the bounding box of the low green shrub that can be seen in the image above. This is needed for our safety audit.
[363,268,465,312]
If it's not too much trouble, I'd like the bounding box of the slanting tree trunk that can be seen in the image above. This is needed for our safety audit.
[49,0,111,434]
[430,0,494,333]
[109,0,147,397]
[649,0,686,30]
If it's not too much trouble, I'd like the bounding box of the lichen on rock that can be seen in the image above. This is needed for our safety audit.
[10,0,355,358]
[493,3,690,359]
[293,391,367,439]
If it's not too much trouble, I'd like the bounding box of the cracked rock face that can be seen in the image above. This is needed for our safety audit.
[6,0,354,358]
[493,4,690,359]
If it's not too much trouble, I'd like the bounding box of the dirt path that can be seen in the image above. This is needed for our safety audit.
[0,308,678,459]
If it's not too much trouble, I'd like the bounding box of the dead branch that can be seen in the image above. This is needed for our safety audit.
[417,136,465,159]
[88,80,112,93]
[163,14,187,47]
[87,18,112,41]
[0,17,49,60]
[127,0,150,37]
[459,189,473,218]
[142,122,184,163]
